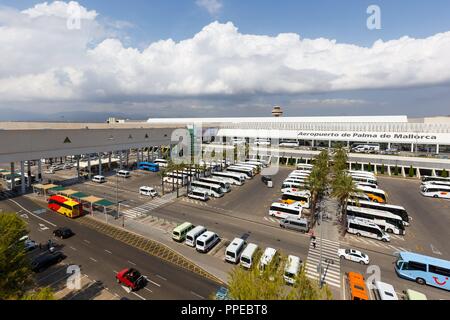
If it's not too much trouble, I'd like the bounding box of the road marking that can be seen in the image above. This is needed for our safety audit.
[8,199,57,227]
[156,274,167,281]
[104,249,112,254]
[89,257,98,263]
[127,260,136,266]
[132,292,146,300]
[37,265,67,284]
[84,239,91,244]
[69,246,77,251]
[144,287,153,293]
[430,244,442,255]
[147,279,161,287]
[39,223,49,231]
[191,291,205,299]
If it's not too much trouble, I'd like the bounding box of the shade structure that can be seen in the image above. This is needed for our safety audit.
[59,189,78,197]
[71,192,89,200]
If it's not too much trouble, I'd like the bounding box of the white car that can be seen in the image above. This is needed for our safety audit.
[139,186,158,197]
[338,248,370,265]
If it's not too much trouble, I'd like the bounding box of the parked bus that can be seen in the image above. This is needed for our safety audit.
[190,181,224,198]
[211,172,245,186]
[351,175,378,186]
[172,222,194,242]
[284,255,301,285]
[348,170,376,178]
[420,184,450,199]
[236,161,261,170]
[185,226,207,247]
[281,182,308,193]
[347,216,390,242]
[240,243,259,269]
[347,199,409,226]
[226,167,254,179]
[281,189,311,208]
[197,177,231,193]
[244,160,268,168]
[232,164,258,174]
[422,180,450,187]
[395,252,450,291]
[357,185,387,203]
[296,164,313,171]
[269,203,302,220]
[48,195,83,219]
[284,177,308,185]
[346,205,405,235]
[138,162,159,172]
[421,176,450,184]
[163,172,188,186]
[153,159,168,168]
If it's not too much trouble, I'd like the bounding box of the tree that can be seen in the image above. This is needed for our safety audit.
[367,163,373,172]
[22,287,55,300]
[394,165,399,176]
[441,169,449,178]
[307,151,329,226]
[380,164,385,175]
[331,172,358,226]
[0,213,32,300]
[227,253,332,300]
[408,166,415,178]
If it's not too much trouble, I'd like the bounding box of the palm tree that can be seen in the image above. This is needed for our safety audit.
[157,167,167,195]
[331,172,358,228]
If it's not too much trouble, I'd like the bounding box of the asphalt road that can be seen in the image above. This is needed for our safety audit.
[0,196,218,300]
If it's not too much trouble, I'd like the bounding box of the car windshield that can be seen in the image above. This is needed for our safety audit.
[127,270,141,282]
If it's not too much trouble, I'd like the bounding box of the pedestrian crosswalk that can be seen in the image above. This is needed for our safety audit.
[304,238,341,289]
[121,195,175,219]
[263,216,278,224]
[342,234,410,253]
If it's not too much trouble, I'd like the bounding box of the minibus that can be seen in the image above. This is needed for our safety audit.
[139,186,158,197]
[225,238,246,264]
[374,281,399,300]
[284,255,301,285]
[296,164,313,171]
[226,167,254,179]
[185,226,207,247]
[117,170,131,178]
[196,231,220,253]
[188,189,209,201]
[347,272,370,300]
[154,159,168,168]
[172,222,194,242]
[92,175,106,183]
[240,243,259,269]
[269,203,302,220]
[259,247,279,275]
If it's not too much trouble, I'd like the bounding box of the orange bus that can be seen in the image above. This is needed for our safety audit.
[347,272,370,300]
[48,195,83,218]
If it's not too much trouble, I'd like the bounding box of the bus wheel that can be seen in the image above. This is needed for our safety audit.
[387,229,393,233]
[373,199,378,203]
[433,195,439,198]
[356,233,361,237]
[416,278,426,285]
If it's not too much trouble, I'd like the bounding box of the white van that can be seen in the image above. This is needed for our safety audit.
[117,170,131,178]
[196,231,220,253]
[225,238,246,264]
[188,189,209,201]
[92,175,106,183]
[154,159,168,168]
[259,247,278,274]
[139,186,158,197]
[284,255,301,285]
[240,243,259,269]
[185,226,207,247]
[374,281,399,300]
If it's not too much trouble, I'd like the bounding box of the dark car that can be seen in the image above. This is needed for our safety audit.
[31,252,66,272]
[261,176,272,184]
[53,227,74,239]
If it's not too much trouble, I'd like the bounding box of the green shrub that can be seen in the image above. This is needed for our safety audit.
[408,166,415,177]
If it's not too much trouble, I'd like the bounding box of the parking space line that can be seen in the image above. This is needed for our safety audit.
[83,240,91,244]
[156,274,167,281]
[37,265,68,284]
[147,279,161,287]
[104,249,112,254]
[89,257,98,263]
[144,287,153,293]
[127,260,136,266]
[132,292,146,300]
[69,246,77,251]
[191,291,205,299]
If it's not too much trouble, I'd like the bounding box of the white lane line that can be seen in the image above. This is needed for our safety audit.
[104,249,112,254]
[37,265,67,283]
[147,279,161,287]
[156,274,167,281]
[89,257,98,263]
[144,287,153,293]
[8,199,57,227]
[191,291,205,299]
[84,240,91,244]
[127,260,136,266]
[132,292,146,300]
[69,246,77,251]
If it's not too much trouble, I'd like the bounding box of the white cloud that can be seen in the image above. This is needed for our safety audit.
[196,0,223,15]
[1,1,450,105]
[22,1,97,19]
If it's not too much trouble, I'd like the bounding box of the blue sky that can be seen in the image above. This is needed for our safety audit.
[4,0,450,47]
[0,0,450,120]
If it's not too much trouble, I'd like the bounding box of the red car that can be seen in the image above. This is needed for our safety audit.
[116,268,147,291]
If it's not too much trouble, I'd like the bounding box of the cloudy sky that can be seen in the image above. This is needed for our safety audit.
[0,0,450,121]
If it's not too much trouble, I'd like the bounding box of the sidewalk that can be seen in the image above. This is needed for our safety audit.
[90,210,233,284]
